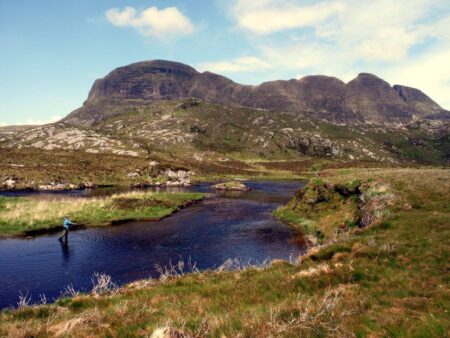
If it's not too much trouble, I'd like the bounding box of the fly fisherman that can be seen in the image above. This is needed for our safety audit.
[59,216,76,244]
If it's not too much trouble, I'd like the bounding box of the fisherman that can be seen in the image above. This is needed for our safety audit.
[59,216,76,244]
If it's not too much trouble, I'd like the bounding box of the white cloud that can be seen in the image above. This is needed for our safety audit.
[14,115,62,126]
[197,56,271,73]
[383,47,450,109]
[228,0,443,62]
[105,6,194,39]
[232,1,344,35]
[218,0,450,108]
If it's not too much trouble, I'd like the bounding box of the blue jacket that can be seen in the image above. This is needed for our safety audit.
[63,218,75,229]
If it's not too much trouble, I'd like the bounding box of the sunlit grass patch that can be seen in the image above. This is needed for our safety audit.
[0,191,204,236]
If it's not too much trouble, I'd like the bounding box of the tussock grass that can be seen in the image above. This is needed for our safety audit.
[0,191,204,236]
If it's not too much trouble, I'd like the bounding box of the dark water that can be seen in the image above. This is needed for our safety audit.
[0,181,304,309]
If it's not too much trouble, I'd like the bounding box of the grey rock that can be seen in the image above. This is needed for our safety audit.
[3,178,16,189]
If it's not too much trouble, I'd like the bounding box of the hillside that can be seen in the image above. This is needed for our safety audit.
[1,98,449,190]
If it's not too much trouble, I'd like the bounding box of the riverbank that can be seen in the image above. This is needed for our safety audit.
[0,191,205,237]
[273,177,398,242]
[1,168,448,336]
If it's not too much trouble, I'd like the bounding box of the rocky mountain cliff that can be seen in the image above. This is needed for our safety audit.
[63,60,449,126]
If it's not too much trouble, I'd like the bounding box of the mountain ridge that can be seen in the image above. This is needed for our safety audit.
[63,60,449,126]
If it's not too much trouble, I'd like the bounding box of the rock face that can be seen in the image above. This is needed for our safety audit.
[63,60,449,126]
[345,73,414,123]
[393,85,450,119]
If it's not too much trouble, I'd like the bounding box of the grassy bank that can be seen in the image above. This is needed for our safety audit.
[1,168,449,337]
[0,191,205,237]
[273,177,397,241]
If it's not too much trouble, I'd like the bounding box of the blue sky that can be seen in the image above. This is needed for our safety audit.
[1,0,449,125]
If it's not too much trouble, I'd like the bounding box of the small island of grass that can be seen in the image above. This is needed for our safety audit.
[0,191,205,237]
[213,181,250,191]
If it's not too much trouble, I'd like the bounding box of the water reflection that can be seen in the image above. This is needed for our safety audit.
[60,242,70,262]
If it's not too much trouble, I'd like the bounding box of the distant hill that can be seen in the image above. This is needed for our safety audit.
[63,60,449,126]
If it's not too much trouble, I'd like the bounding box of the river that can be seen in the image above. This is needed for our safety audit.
[0,181,305,309]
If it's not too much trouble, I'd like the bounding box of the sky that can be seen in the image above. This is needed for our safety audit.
[1,0,449,126]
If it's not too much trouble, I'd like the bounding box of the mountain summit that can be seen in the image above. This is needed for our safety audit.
[64,60,448,126]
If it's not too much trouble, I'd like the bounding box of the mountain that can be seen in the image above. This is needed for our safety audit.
[1,60,449,191]
[63,60,449,126]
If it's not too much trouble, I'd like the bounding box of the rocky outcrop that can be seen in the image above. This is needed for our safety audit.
[283,133,344,157]
[0,176,95,191]
[163,168,193,187]
[276,179,396,240]
[63,60,449,126]
[2,177,17,189]
[37,182,94,191]
[213,181,250,191]
[127,163,195,187]
[0,123,143,157]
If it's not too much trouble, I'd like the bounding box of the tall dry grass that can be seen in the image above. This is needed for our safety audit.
[0,191,203,234]
[0,197,106,225]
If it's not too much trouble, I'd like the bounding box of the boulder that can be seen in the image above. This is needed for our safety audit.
[127,172,140,179]
[165,169,178,180]
[80,182,94,189]
[193,154,203,162]
[3,178,16,189]
[162,169,193,187]
[177,170,189,180]
[150,327,192,338]
[161,114,173,121]
[38,183,66,191]
[213,181,250,191]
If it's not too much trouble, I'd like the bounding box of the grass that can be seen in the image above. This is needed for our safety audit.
[273,208,319,236]
[0,148,155,189]
[0,168,449,337]
[273,178,364,239]
[0,191,205,237]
